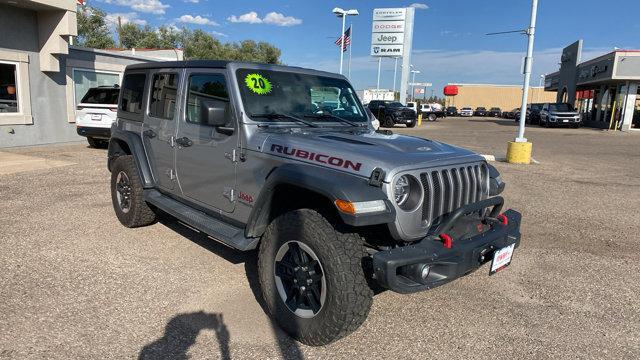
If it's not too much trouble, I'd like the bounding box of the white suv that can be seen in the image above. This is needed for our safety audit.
[76,85,119,148]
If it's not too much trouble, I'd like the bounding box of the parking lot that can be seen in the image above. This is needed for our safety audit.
[1,117,638,359]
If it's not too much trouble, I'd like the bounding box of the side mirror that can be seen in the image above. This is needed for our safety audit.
[200,100,227,127]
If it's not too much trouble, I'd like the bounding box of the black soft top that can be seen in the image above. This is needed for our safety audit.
[126,60,230,70]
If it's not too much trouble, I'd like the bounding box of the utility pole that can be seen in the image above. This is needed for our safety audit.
[515,0,538,142]
[117,16,123,48]
[348,23,353,78]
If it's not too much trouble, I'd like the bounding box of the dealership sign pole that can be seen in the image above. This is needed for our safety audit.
[371,7,414,104]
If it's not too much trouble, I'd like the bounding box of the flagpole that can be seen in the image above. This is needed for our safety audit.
[348,23,353,79]
[376,57,381,91]
[339,14,346,74]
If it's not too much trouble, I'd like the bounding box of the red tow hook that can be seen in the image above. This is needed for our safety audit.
[439,233,453,249]
[497,213,509,226]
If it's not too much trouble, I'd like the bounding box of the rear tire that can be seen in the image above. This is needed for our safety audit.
[406,120,416,128]
[428,114,437,122]
[87,137,99,148]
[110,155,157,228]
[383,116,394,128]
[258,209,373,346]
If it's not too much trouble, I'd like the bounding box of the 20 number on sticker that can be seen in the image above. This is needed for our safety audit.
[245,74,272,95]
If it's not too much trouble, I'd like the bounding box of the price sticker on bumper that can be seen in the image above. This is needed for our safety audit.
[490,244,515,275]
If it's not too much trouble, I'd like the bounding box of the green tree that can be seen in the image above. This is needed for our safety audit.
[76,6,115,49]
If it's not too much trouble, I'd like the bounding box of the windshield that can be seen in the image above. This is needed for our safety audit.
[237,69,367,124]
[477,107,486,110]
[386,102,404,108]
[529,104,542,110]
[550,103,573,112]
[491,108,500,111]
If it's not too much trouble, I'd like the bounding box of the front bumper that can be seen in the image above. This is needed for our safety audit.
[372,197,521,294]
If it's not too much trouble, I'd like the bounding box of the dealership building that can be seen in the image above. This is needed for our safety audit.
[544,40,640,131]
[0,0,179,148]
[443,84,556,111]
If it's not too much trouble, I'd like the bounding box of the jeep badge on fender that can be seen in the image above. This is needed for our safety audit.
[107,60,522,346]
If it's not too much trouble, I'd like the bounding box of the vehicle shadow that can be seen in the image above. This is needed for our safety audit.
[143,218,304,360]
[139,311,230,360]
[468,119,519,126]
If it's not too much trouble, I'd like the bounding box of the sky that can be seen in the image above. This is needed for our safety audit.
[93,0,640,96]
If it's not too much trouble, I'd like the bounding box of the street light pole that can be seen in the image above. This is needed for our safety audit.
[515,0,538,142]
[376,57,381,90]
[332,7,359,75]
[392,57,398,94]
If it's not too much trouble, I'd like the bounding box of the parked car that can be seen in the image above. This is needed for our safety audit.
[459,107,473,117]
[420,103,446,121]
[406,101,418,114]
[488,107,501,117]
[474,107,487,116]
[446,106,458,116]
[539,103,581,128]
[527,103,544,125]
[108,60,521,346]
[368,100,417,128]
[76,85,120,148]
[501,108,516,119]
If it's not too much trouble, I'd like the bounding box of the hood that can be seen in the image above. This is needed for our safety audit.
[250,128,483,182]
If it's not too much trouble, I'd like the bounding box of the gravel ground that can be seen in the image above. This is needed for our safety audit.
[1,118,638,359]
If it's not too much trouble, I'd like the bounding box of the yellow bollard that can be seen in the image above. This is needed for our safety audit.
[417,114,422,126]
[506,141,532,164]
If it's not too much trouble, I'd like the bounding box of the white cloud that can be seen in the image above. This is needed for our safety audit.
[263,12,302,26]
[227,11,302,26]
[106,12,147,26]
[183,0,199,3]
[177,14,218,26]
[101,0,170,15]
[409,3,429,10]
[227,11,263,24]
[210,30,228,38]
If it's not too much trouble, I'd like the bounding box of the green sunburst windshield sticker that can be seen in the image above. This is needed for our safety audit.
[244,73,272,95]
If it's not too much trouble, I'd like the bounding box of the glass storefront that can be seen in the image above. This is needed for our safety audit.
[73,69,120,106]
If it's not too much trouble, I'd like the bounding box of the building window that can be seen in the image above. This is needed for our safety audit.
[73,69,120,106]
[149,73,179,119]
[0,61,19,114]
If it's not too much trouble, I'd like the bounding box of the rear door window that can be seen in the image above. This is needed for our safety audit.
[80,88,119,104]
[120,73,146,114]
[149,73,179,119]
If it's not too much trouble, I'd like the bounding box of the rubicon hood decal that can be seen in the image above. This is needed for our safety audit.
[270,144,362,172]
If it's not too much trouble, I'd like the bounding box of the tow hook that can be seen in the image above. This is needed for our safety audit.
[438,233,453,249]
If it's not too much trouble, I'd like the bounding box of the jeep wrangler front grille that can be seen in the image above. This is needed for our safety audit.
[419,163,489,224]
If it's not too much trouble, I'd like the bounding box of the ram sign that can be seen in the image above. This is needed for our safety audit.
[371,8,406,57]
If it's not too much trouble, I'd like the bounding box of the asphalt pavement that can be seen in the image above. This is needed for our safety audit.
[1,117,638,359]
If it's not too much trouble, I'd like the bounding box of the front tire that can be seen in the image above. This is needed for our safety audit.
[406,120,416,128]
[428,114,437,122]
[383,115,395,128]
[258,209,373,346]
[110,155,157,228]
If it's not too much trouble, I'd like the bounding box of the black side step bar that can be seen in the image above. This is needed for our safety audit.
[144,189,259,251]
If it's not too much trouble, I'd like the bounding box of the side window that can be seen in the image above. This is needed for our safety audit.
[149,73,179,119]
[120,73,146,114]
[186,73,230,125]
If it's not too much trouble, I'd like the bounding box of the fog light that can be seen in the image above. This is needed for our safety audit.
[420,265,431,279]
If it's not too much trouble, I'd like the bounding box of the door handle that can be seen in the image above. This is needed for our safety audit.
[143,129,157,138]
[175,137,193,147]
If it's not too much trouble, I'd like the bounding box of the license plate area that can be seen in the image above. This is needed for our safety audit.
[490,243,515,275]
[91,114,102,121]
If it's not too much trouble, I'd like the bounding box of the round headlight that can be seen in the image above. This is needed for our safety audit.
[394,175,411,206]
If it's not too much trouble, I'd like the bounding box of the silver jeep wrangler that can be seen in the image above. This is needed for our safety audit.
[108,61,521,346]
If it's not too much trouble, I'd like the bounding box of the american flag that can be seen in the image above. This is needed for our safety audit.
[335,27,351,52]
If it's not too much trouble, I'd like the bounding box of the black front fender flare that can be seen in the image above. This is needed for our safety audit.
[245,163,395,238]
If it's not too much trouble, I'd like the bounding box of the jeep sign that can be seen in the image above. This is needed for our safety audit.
[371,33,403,45]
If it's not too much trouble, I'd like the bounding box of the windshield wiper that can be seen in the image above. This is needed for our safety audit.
[250,113,319,127]
[302,113,364,127]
